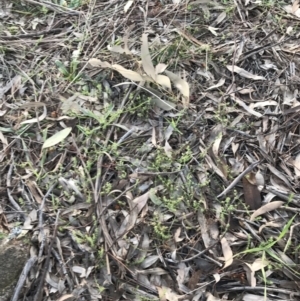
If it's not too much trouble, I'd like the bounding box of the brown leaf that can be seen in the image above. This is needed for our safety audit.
[141,33,156,80]
[226,65,266,80]
[250,201,284,221]
[164,70,189,99]
[242,174,262,210]
[112,64,144,81]
[187,269,201,289]
[220,237,233,268]
[266,163,293,190]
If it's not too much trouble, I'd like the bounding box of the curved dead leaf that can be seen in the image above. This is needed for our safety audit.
[252,100,278,108]
[140,255,159,269]
[124,0,134,12]
[164,70,190,98]
[107,45,132,55]
[155,63,168,74]
[232,95,262,118]
[141,33,156,80]
[294,153,300,177]
[258,221,283,233]
[112,64,144,81]
[157,286,179,301]
[220,237,233,268]
[226,65,266,80]
[42,127,72,149]
[244,258,269,287]
[255,170,265,189]
[250,201,284,221]
[0,75,22,99]
[88,58,111,68]
[206,78,225,91]
[117,190,152,237]
[21,105,47,124]
[266,163,293,189]
[156,74,171,90]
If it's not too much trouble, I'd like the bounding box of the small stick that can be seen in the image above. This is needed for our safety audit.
[217,160,261,199]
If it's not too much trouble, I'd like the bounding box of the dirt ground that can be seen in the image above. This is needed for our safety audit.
[1,0,300,300]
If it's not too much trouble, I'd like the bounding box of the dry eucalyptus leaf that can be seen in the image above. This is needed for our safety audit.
[155,63,168,74]
[21,105,47,125]
[206,78,225,90]
[140,255,159,269]
[251,100,278,108]
[251,258,269,272]
[294,153,300,177]
[151,96,176,111]
[226,65,266,80]
[157,286,180,301]
[243,294,271,301]
[141,33,156,80]
[232,95,262,118]
[112,64,144,81]
[42,127,72,149]
[164,70,189,98]
[117,190,151,236]
[156,74,171,90]
[206,292,221,301]
[220,237,233,268]
[244,258,268,287]
[88,58,111,68]
[107,44,132,55]
[250,201,284,221]
[266,163,293,189]
[215,11,226,24]
[124,0,134,12]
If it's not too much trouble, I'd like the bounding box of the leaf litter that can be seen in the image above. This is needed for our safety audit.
[1,1,300,301]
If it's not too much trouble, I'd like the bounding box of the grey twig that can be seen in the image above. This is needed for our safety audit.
[217,160,261,198]
[7,154,26,220]
[34,210,60,301]
[11,256,37,301]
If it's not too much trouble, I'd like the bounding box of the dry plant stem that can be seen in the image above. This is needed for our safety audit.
[51,248,73,290]
[21,0,83,15]
[71,136,117,256]
[35,79,48,131]
[264,186,300,205]
[7,155,25,219]
[137,170,182,176]
[64,13,127,92]
[217,160,261,198]
[37,183,56,258]
[223,286,300,296]
[34,210,60,301]
[114,82,179,112]
[99,184,136,216]
[0,28,70,40]
[202,253,223,267]
[243,221,262,242]
[11,256,38,301]
[177,230,228,264]
[156,246,179,293]
[237,37,291,63]
[285,223,300,253]
[94,88,134,262]
[96,139,118,255]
